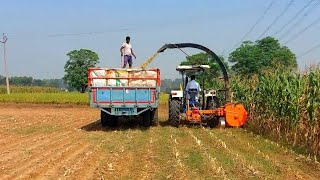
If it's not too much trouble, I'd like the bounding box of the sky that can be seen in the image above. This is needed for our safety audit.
[0,0,319,79]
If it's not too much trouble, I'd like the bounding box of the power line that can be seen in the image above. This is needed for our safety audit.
[279,0,320,40]
[298,43,320,58]
[284,16,320,45]
[271,0,315,37]
[47,28,130,37]
[46,15,215,38]
[230,0,275,52]
[258,0,295,39]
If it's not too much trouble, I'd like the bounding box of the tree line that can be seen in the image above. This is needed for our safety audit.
[0,76,68,89]
[1,36,298,92]
[0,74,180,93]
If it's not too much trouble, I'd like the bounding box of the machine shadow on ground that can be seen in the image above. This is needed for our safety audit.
[81,118,148,132]
[81,105,171,131]
[80,118,221,132]
[81,117,173,132]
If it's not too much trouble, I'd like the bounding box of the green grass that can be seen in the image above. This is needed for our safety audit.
[12,124,62,135]
[0,93,88,105]
[0,92,169,105]
[185,151,204,170]
[159,92,169,105]
[0,85,63,94]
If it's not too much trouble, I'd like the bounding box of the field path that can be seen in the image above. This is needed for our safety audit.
[0,103,319,179]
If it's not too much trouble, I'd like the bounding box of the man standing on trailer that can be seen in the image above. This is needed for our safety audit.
[120,36,136,68]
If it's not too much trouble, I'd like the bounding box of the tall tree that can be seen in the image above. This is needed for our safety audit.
[160,78,182,93]
[229,36,297,77]
[63,49,99,93]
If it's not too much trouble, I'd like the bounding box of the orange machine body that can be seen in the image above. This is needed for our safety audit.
[185,100,248,127]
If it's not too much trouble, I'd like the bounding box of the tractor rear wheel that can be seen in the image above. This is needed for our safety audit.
[169,99,180,127]
[151,108,159,126]
[206,96,220,109]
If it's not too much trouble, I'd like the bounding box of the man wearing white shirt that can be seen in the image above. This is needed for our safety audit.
[120,36,136,68]
[185,74,201,100]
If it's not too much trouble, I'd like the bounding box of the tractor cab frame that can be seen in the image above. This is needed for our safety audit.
[175,65,211,110]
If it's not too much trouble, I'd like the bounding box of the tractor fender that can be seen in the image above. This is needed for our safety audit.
[170,90,183,98]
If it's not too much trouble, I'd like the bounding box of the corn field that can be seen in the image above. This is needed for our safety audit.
[231,68,320,157]
[0,85,63,94]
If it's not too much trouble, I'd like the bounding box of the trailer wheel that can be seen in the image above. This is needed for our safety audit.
[101,110,108,127]
[101,110,118,127]
[143,110,151,127]
[151,108,159,126]
[169,99,180,127]
[109,116,118,127]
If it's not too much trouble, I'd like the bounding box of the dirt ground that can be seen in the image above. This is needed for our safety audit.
[0,103,320,180]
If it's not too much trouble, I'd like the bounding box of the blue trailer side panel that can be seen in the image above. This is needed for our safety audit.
[88,68,161,117]
[95,88,152,103]
[89,87,159,116]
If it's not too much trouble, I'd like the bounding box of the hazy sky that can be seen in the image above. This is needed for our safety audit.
[0,0,319,79]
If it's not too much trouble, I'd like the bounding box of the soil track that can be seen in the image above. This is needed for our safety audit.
[0,103,320,179]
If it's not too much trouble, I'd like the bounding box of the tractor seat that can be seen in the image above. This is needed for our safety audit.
[188,89,198,99]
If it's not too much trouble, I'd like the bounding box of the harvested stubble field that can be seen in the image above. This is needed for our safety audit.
[0,103,320,179]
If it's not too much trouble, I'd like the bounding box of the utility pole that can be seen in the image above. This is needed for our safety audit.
[0,33,10,94]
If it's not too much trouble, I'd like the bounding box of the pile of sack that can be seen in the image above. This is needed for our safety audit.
[89,68,158,87]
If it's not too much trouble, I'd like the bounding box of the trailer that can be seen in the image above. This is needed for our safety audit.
[88,68,160,127]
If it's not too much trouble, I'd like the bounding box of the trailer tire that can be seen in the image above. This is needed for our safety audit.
[101,110,118,127]
[143,110,151,127]
[101,110,108,127]
[151,108,159,126]
[169,99,180,127]
[108,116,118,127]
